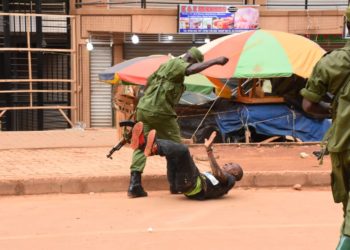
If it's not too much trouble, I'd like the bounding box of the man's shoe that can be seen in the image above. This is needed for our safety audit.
[144,130,157,157]
[130,121,145,150]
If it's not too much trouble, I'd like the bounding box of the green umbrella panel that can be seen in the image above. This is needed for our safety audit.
[184,74,215,95]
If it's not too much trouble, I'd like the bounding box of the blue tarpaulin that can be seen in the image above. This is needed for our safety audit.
[215,104,331,142]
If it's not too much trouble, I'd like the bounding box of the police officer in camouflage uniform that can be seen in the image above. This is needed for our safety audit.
[127,47,229,198]
[300,7,350,249]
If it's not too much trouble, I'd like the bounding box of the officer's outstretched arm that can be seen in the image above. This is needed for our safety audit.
[186,57,229,75]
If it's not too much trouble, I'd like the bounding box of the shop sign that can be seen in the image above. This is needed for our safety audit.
[178,4,259,34]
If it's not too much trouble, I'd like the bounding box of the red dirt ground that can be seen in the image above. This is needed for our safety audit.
[0,190,340,250]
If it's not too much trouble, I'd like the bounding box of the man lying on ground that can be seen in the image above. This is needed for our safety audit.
[130,121,243,200]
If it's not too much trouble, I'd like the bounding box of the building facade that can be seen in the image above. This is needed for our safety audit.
[0,0,348,130]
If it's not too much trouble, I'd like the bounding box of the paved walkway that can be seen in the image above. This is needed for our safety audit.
[0,128,332,195]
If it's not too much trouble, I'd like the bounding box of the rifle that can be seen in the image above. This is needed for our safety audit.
[313,148,329,160]
[106,120,135,159]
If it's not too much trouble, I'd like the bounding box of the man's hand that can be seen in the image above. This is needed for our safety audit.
[217,57,229,65]
[204,131,217,152]
[302,98,331,119]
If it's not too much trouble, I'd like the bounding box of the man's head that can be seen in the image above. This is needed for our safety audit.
[184,47,204,64]
[222,162,243,181]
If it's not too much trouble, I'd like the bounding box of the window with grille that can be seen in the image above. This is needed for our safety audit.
[266,0,347,10]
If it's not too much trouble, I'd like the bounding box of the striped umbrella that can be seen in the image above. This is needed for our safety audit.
[98,54,215,95]
[198,29,326,80]
[99,30,325,98]
[98,54,171,85]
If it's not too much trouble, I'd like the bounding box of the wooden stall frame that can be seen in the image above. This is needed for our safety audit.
[0,13,77,128]
[113,85,138,140]
[236,79,285,104]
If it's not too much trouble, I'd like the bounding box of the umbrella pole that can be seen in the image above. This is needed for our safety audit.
[190,78,231,142]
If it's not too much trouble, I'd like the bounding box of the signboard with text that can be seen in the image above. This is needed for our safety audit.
[178,4,259,34]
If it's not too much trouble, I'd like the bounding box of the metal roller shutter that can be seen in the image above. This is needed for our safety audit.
[123,43,194,59]
[309,0,347,9]
[266,0,347,9]
[123,34,226,59]
[90,45,113,127]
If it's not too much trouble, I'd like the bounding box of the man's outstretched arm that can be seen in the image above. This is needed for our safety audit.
[204,131,227,183]
[186,57,229,76]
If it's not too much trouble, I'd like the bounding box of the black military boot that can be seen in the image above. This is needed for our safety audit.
[127,171,148,198]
